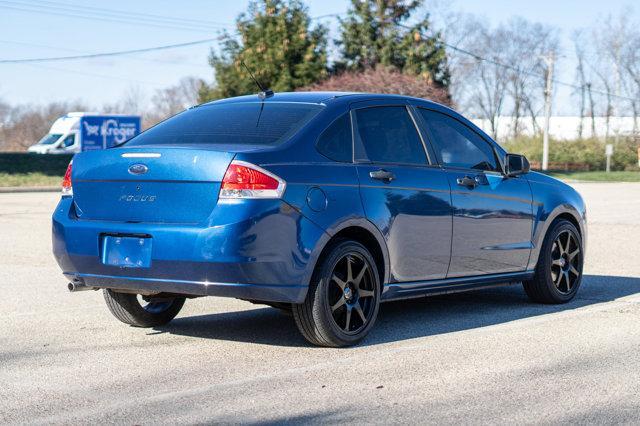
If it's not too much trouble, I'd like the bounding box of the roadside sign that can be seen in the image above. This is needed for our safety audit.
[605,144,613,173]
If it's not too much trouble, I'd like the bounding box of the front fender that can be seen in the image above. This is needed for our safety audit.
[526,172,587,270]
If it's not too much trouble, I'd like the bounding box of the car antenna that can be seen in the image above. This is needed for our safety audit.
[240,60,274,100]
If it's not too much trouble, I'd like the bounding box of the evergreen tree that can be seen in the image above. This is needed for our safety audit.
[338,0,449,88]
[199,0,328,102]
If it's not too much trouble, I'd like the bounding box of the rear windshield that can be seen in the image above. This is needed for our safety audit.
[126,102,323,147]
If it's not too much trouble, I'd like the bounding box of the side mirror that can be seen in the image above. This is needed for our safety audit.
[505,154,530,177]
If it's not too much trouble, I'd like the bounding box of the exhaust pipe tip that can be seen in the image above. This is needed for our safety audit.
[67,281,94,292]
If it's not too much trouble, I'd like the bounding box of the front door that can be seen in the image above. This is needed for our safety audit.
[417,108,534,277]
[352,104,452,282]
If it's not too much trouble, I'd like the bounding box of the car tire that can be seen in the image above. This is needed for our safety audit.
[292,239,381,347]
[103,289,186,327]
[523,219,584,304]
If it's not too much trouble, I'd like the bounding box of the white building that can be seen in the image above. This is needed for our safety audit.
[470,116,639,140]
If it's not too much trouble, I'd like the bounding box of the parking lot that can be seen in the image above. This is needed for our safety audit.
[1,183,639,424]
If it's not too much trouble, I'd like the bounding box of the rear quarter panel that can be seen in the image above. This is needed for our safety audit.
[234,102,389,285]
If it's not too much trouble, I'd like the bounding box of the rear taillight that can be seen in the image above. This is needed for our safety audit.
[61,161,72,196]
[220,160,286,199]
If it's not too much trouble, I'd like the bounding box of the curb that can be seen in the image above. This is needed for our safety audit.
[0,186,59,193]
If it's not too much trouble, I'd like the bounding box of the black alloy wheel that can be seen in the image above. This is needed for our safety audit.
[523,219,584,304]
[550,230,582,294]
[293,239,381,347]
[327,252,377,334]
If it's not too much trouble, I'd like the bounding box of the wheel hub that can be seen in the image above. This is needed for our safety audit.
[343,283,357,303]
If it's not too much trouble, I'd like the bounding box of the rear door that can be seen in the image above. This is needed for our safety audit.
[352,101,452,282]
[416,108,534,277]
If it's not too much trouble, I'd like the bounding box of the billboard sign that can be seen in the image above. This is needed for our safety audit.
[80,115,141,151]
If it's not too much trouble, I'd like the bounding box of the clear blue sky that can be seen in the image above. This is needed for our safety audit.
[0,0,635,113]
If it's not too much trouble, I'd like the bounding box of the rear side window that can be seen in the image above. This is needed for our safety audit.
[354,106,427,165]
[316,114,352,162]
[127,102,323,147]
[418,109,499,171]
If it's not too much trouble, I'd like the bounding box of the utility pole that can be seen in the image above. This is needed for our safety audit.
[542,52,555,171]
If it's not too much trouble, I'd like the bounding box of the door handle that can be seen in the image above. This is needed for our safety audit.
[369,169,396,182]
[456,175,477,188]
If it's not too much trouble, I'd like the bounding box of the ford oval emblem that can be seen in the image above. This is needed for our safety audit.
[128,163,148,175]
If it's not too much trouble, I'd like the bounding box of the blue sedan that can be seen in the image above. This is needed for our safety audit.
[52,92,587,347]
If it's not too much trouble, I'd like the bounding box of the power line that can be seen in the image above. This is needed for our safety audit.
[2,8,634,103]
[23,0,235,28]
[0,39,211,69]
[0,12,338,65]
[394,22,639,103]
[0,1,226,34]
[0,38,218,64]
[1,0,332,32]
[18,62,166,86]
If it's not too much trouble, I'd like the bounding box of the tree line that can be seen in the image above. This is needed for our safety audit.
[1,0,639,151]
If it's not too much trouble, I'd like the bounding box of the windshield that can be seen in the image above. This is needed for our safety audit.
[38,133,63,145]
[126,102,323,147]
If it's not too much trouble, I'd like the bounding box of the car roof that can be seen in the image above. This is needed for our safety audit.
[201,91,443,108]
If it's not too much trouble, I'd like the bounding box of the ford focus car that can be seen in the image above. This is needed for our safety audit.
[52,92,586,347]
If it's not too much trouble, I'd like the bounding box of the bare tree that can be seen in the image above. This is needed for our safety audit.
[146,77,205,127]
[104,86,146,115]
[437,13,486,115]
[0,100,88,151]
[572,30,589,139]
[441,15,559,140]
[443,17,510,139]
[619,18,640,134]
[499,18,558,138]
[583,10,640,141]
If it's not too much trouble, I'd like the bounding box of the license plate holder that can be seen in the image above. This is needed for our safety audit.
[101,235,152,268]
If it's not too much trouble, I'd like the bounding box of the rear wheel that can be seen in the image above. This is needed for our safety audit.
[103,289,186,327]
[292,240,381,347]
[523,219,584,304]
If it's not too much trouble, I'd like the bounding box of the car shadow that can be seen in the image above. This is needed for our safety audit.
[154,274,640,347]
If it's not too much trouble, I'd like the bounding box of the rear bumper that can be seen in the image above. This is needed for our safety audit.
[67,273,307,303]
[52,197,327,303]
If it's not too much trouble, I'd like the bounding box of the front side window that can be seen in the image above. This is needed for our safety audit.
[354,106,427,165]
[62,134,75,148]
[316,113,352,162]
[419,109,498,172]
[126,102,323,147]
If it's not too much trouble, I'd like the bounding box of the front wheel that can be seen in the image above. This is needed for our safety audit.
[103,289,186,327]
[292,240,381,347]
[523,219,584,304]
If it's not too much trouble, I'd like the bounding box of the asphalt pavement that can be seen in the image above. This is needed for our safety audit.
[1,183,639,424]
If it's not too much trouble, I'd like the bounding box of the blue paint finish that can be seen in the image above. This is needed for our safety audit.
[53,196,327,303]
[306,187,328,212]
[382,270,536,301]
[444,170,534,277]
[52,92,586,306]
[525,171,587,270]
[357,164,453,282]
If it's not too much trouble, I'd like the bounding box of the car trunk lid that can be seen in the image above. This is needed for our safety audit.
[71,147,234,223]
